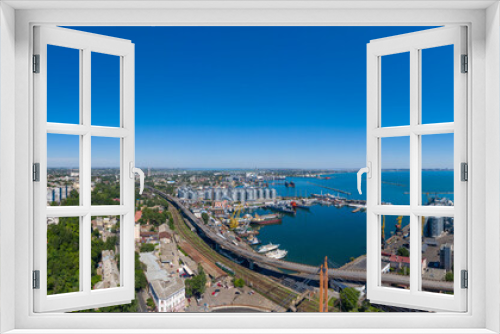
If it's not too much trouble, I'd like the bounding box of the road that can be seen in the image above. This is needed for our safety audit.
[137,290,149,313]
[151,187,453,293]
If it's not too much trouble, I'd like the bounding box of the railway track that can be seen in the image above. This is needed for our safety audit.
[169,205,319,312]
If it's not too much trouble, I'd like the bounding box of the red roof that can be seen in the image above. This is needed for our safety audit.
[135,210,142,223]
[159,231,172,239]
[389,255,410,264]
[140,231,156,237]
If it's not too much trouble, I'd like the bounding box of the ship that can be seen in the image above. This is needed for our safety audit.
[265,249,288,259]
[251,213,283,225]
[258,243,280,253]
[295,199,315,209]
[284,181,296,188]
[247,236,261,245]
[268,203,296,215]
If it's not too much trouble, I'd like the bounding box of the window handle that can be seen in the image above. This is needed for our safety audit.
[357,162,371,195]
[129,162,145,195]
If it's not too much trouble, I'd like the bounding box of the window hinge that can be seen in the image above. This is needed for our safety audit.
[461,162,468,182]
[461,54,468,73]
[33,163,40,182]
[33,54,40,73]
[33,270,40,289]
[461,270,468,289]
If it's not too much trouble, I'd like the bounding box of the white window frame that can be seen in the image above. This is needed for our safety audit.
[33,26,136,312]
[0,1,499,333]
[366,26,467,312]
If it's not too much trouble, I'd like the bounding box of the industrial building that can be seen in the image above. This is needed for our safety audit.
[177,186,277,202]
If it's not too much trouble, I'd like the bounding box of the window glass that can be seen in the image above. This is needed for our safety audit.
[381,52,410,127]
[91,52,121,127]
[47,134,80,206]
[47,45,80,124]
[47,216,80,295]
[91,137,121,205]
[91,216,121,290]
[421,133,454,206]
[420,216,454,295]
[380,215,411,289]
[381,137,410,205]
[421,45,454,124]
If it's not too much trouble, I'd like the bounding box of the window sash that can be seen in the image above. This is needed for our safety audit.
[33,25,136,313]
[366,26,468,312]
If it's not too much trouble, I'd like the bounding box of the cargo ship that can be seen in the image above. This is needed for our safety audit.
[285,181,296,188]
[268,203,296,215]
[251,213,283,225]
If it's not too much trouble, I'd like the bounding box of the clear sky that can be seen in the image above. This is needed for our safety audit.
[47,26,454,169]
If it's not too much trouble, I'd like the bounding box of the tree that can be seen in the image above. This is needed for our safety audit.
[134,252,147,291]
[445,271,454,282]
[340,287,360,312]
[185,265,207,298]
[396,247,410,257]
[233,278,245,288]
[140,243,155,252]
[147,298,156,310]
[202,212,209,224]
[47,217,80,295]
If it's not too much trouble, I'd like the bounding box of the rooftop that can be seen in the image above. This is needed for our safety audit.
[140,252,168,282]
[150,277,185,300]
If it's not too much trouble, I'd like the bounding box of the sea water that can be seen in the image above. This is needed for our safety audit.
[253,170,453,267]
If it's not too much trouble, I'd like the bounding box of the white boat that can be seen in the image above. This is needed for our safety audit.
[249,237,261,245]
[258,243,280,253]
[265,249,288,259]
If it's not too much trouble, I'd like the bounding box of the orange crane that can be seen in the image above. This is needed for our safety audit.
[319,256,329,312]
[381,215,386,249]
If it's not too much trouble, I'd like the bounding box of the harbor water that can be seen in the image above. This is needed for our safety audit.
[252,170,454,267]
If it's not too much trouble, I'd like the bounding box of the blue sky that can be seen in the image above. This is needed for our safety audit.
[47,26,454,169]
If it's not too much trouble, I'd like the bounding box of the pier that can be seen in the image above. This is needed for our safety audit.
[306,182,351,195]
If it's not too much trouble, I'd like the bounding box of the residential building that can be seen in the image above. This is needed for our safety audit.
[440,243,453,271]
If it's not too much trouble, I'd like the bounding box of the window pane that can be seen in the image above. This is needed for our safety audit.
[91,137,121,205]
[421,133,454,206]
[47,45,80,124]
[47,216,80,295]
[421,45,454,124]
[47,134,80,207]
[381,137,410,205]
[91,52,120,127]
[91,216,121,290]
[421,216,454,295]
[380,215,410,289]
[381,52,410,127]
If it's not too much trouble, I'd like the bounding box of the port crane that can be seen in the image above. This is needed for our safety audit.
[229,204,243,230]
[319,256,329,312]
[395,216,403,235]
